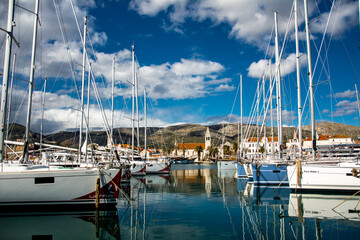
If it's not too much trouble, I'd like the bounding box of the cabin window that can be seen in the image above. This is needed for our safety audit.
[35,177,55,184]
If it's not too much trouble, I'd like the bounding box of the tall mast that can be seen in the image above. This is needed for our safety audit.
[5,54,16,160]
[79,16,87,163]
[136,72,140,155]
[111,57,115,163]
[263,75,266,155]
[355,84,360,119]
[269,59,274,155]
[274,11,283,159]
[294,0,303,157]
[256,80,260,155]
[0,0,16,162]
[40,76,47,154]
[144,89,147,160]
[131,45,135,160]
[23,0,40,162]
[240,75,243,158]
[304,0,316,160]
[85,62,91,163]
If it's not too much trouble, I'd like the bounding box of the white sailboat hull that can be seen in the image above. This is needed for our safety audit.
[0,167,123,207]
[287,163,360,191]
[146,161,171,174]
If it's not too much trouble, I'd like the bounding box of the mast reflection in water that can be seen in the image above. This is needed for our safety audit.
[1,164,360,239]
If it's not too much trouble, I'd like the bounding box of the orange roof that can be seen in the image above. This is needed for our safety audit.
[248,137,278,142]
[119,144,143,151]
[177,143,205,150]
[332,135,350,138]
[119,144,131,148]
[266,137,278,142]
[318,135,330,140]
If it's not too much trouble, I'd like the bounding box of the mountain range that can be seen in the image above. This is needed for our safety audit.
[6,122,360,150]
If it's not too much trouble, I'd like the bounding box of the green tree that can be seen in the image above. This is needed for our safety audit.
[232,143,238,155]
[195,145,204,161]
[259,145,265,153]
[166,146,174,155]
[207,145,214,157]
[223,145,231,155]
[213,147,219,158]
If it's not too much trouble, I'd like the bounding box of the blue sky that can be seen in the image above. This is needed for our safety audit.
[0,0,359,135]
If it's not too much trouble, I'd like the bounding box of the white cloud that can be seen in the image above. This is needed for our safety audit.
[214,84,235,92]
[128,0,309,49]
[332,89,356,98]
[247,53,307,78]
[136,59,229,100]
[129,0,181,17]
[130,0,357,51]
[310,0,358,37]
[171,58,225,76]
[331,100,358,117]
[91,32,108,46]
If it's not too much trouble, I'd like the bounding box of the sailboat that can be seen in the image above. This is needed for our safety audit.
[0,0,126,209]
[247,11,289,185]
[286,0,360,192]
[125,47,171,175]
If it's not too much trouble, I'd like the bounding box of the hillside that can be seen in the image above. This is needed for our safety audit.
[5,122,360,149]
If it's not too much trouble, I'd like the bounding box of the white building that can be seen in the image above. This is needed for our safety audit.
[171,127,212,161]
[242,137,280,156]
[302,135,354,148]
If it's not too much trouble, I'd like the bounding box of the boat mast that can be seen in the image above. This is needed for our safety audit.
[136,71,140,155]
[269,59,274,155]
[0,0,15,162]
[304,0,316,160]
[294,0,303,158]
[263,75,266,156]
[111,57,115,163]
[355,84,360,119]
[5,54,16,160]
[23,0,40,163]
[132,45,135,160]
[40,76,47,154]
[274,11,283,159]
[79,16,87,164]
[256,80,260,156]
[85,62,91,163]
[240,75,243,158]
[144,89,147,160]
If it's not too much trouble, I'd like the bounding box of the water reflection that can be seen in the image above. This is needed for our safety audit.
[0,211,120,240]
[289,193,360,222]
[1,164,360,239]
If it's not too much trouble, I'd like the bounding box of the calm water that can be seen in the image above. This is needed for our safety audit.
[1,164,360,239]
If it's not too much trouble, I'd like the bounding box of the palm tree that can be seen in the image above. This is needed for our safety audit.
[232,142,238,155]
[213,147,219,158]
[195,145,204,161]
[223,145,230,156]
[207,145,214,158]
[259,145,265,153]
[166,146,174,155]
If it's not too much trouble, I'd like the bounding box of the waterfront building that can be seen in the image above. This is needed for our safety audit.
[242,137,279,156]
[171,127,212,161]
[286,134,354,150]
